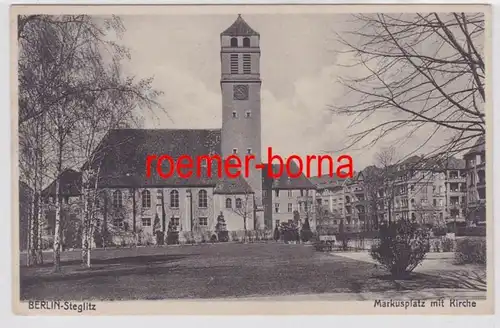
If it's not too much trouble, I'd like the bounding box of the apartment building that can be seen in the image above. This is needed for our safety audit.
[464,136,486,225]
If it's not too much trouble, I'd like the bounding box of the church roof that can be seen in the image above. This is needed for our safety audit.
[79,128,252,194]
[221,14,259,36]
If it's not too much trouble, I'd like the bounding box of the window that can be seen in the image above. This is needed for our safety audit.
[230,54,239,74]
[275,219,280,227]
[232,111,237,118]
[199,217,208,226]
[142,190,151,208]
[274,203,280,213]
[142,218,152,227]
[170,190,179,208]
[288,190,293,197]
[235,198,242,209]
[247,148,252,155]
[243,37,250,47]
[433,199,437,206]
[230,37,238,47]
[113,218,124,228]
[243,54,251,74]
[245,111,251,118]
[113,190,122,208]
[232,148,238,154]
[225,198,232,209]
[170,217,180,227]
[288,203,293,212]
[275,190,280,197]
[198,190,208,208]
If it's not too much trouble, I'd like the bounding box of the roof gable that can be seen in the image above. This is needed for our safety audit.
[221,14,259,36]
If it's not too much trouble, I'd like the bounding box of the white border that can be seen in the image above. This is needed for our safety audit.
[2,0,498,325]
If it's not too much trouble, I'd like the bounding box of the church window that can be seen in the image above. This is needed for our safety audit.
[225,198,232,209]
[141,217,152,227]
[243,54,251,74]
[198,217,208,226]
[113,190,122,208]
[230,54,239,74]
[247,148,252,155]
[142,190,151,208]
[245,111,251,118]
[170,190,179,208]
[230,37,238,47]
[198,189,208,208]
[232,111,237,118]
[235,198,242,209]
[243,37,250,47]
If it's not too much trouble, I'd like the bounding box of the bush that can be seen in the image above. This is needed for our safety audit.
[430,239,441,252]
[230,231,239,242]
[456,226,486,237]
[300,217,313,242]
[454,238,486,264]
[441,238,455,252]
[432,226,447,236]
[217,230,229,242]
[279,221,299,243]
[370,220,430,278]
[167,231,179,245]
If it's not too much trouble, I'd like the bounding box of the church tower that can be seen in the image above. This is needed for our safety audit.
[220,15,264,227]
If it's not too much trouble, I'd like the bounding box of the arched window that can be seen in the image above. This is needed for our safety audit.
[225,198,232,209]
[142,190,151,208]
[198,190,208,208]
[230,37,238,47]
[243,37,250,47]
[113,190,122,208]
[235,198,242,209]
[170,190,179,208]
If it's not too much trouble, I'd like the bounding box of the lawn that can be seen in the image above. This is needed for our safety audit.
[19,243,485,301]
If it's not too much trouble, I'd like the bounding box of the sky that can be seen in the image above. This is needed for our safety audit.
[112,13,452,176]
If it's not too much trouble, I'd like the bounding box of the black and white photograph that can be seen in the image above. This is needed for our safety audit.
[13,4,492,315]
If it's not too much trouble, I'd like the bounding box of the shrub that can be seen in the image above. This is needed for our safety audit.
[430,239,441,252]
[300,217,313,242]
[279,221,299,243]
[230,231,239,242]
[432,226,447,236]
[455,238,486,264]
[370,219,430,278]
[273,226,280,241]
[215,213,228,242]
[456,226,486,237]
[441,238,455,252]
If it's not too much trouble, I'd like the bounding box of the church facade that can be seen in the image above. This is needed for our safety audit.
[41,15,316,246]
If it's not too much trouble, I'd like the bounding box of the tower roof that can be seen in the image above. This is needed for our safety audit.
[221,14,259,36]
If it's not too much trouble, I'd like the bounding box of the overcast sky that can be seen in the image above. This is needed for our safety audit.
[113,13,449,176]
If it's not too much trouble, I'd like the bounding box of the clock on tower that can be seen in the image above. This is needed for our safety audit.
[233,85,249,100]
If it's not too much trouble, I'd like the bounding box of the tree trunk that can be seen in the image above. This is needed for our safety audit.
[36,193,44,264]
[243,217,247,243]
[81,183,90,267]
[53,177,62,272]
[28,193,37,266]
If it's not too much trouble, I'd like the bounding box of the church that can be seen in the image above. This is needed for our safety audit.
[42,15,316,245]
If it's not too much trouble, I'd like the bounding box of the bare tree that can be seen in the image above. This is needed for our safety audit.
[18,15,164,272]
[231,193,254,243]
[334,13,485,163]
